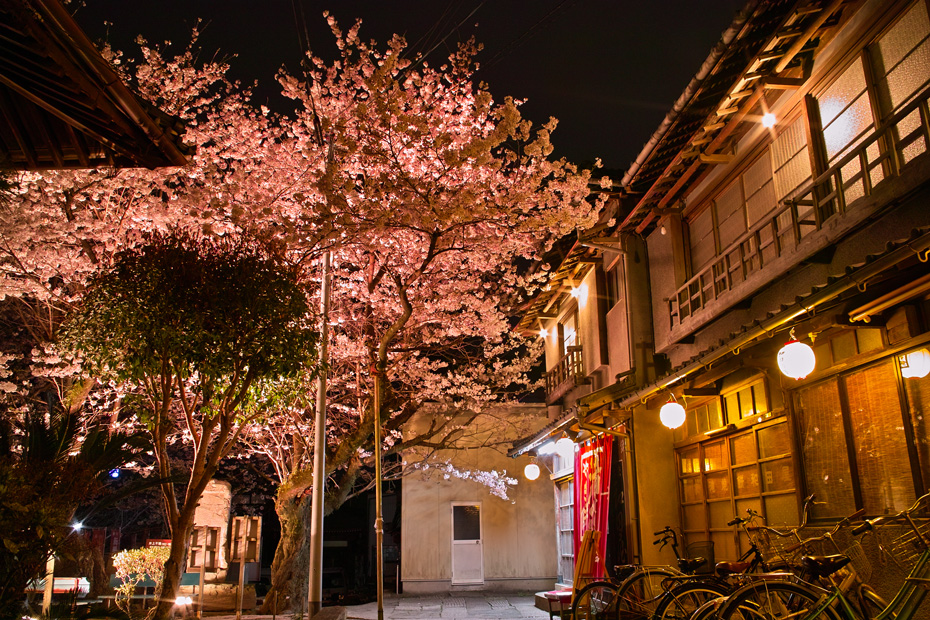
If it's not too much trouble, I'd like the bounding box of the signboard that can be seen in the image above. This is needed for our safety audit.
[146,539,172,548]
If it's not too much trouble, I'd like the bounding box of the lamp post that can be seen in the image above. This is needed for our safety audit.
[307,251,331,618]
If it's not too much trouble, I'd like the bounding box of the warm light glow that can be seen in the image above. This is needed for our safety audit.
[175,596,193,606]
[762,112,777,128]
[660,400,686,429]
[778,339,816,379]
[538,327,548,339]
[71,522,83,532]
[901,349,930,379]
[556,437,574,458]
[524,462,541,481]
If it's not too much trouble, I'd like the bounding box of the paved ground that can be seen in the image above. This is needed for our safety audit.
[201,592,551,620]
[343,592,549,619]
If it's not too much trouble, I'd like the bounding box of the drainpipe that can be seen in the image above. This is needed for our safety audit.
[620,2,755,189]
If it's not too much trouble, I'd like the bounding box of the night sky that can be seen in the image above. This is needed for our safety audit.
[73,0,746,173]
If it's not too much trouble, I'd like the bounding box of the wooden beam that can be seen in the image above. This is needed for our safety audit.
[699,152,734,164]
[763,76,806,89]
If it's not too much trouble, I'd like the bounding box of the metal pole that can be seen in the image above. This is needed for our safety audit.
[374,363,384,620]
[308,250,331,618]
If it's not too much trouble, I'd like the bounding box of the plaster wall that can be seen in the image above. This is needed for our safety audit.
[630,405,680,566]
[401,404,557,593]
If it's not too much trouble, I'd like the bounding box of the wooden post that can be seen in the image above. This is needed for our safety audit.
[198,526,207,619]
[41,553,55,614]
[236,522,245,620]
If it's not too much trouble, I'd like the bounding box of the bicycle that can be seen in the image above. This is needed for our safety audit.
[572,526,696,620]
[713,491,930,620]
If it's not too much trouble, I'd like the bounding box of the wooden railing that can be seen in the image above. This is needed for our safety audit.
[671,83,930,331]
[546,345,585,404]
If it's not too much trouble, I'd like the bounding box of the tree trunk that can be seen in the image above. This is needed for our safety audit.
[147,505,197,620]
[261,490,305,613]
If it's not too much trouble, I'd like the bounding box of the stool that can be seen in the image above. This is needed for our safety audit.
[543,589,573,620]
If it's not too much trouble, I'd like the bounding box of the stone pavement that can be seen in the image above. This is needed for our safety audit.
[200,592,551,620]
[343,592,550,619]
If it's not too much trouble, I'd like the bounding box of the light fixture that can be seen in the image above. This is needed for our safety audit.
[71,521,83,532]
[659,394,686,429]
[900,349,930,379]
[762,112,777,128]
[777,327,816,380]
[109,468,120,479]
[537,441,557,456]
[539,327,548,339]
[524,458,541,481]
[555,436,574,458]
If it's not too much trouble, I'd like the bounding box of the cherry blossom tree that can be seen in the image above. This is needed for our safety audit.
[245,17,606,610]
[0,18,606,617]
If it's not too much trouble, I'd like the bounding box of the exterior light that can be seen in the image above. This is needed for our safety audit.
[570,287,581,298]
[762,113,777,128]
[777,328,816,380]
[109,468,120,478]
[524,461,541,481]
[71,522,83,532]
[539,327,548,339]
[555,436,574,458]
[900,349,930,379]
[175,596,193,606]
[659,396,686,429]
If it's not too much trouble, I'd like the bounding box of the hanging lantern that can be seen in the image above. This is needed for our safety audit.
[555,436,574,458]
[901,349,930,379]
[660,397,686,429]
[524,461,541,481]
[777,328,816,380]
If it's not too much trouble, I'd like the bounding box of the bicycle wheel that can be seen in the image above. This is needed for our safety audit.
[654,581,731,620]
[616,567,680,620]
[717,579,840,620]
[571,580,621,620]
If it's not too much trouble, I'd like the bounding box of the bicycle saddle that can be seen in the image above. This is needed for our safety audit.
[715,560,752,576]
[678,557,707,573]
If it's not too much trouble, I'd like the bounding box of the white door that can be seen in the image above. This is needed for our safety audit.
[451,503,483,584]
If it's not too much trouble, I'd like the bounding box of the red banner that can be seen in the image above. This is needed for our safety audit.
[574,436,612,578]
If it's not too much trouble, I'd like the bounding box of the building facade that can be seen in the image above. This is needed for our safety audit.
[514,0,930,581]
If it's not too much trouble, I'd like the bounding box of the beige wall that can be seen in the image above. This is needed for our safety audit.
[401,404,557,593]
[631,404,681,566]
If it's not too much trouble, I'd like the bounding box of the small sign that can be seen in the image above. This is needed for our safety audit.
[146,539,172,548]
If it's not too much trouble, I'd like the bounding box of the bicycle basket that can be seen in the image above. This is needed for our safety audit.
[753,528,803,566]
[845,540,872,583]
[877,496,930,573]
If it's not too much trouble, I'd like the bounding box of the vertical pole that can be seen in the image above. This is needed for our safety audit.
[198,527,206,620]
[42,553,55,614]
[236,519,245,620]
[308,251,331,619]
[374,364,384,620]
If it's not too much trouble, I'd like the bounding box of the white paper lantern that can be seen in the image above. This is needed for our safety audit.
[556,437,574,458]
[524,462,541,481]
[777,339,816,380]
[901,349,930,379]
[660,400,686,429]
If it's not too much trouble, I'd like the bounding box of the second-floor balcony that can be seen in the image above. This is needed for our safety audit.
[546,345,586,405]
[669,83,930,342]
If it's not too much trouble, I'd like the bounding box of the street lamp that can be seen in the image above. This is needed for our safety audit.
[659,395,686,429]
[900,348,930,379]
[777,328,816,380]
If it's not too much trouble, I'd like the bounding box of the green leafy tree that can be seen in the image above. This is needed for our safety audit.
[63,230,319,620]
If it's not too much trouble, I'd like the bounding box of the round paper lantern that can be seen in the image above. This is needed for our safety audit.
[524,462,541,481]
[556,437,574,458]
[778,339,816,379]
[901,349,930,379]
[660,400,686,429]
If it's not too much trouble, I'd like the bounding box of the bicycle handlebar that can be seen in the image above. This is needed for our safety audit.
[852,490,930,536]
